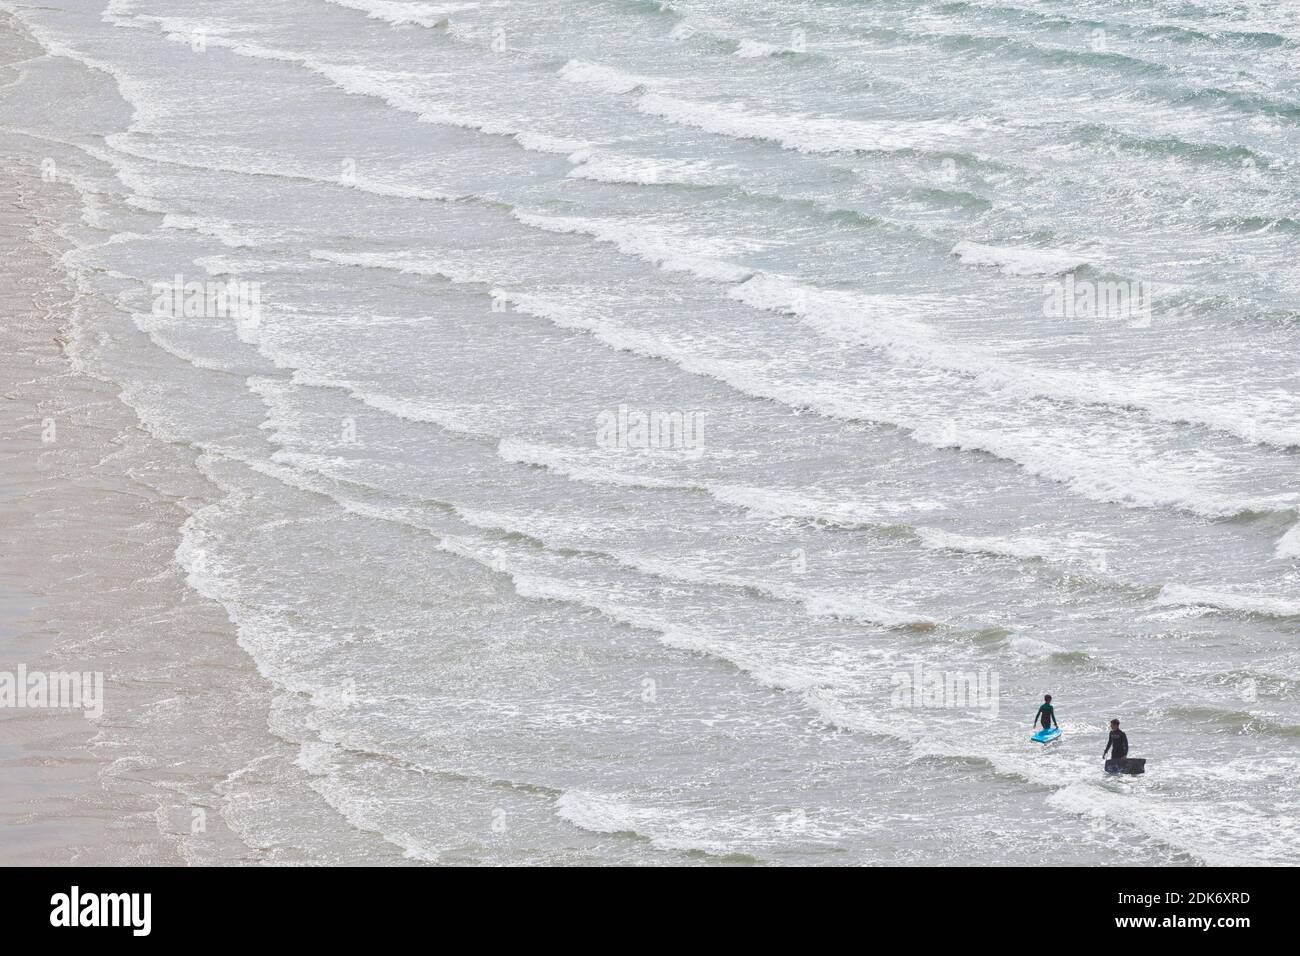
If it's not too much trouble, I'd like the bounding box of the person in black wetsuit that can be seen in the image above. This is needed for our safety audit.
[1103,719,1128,761]
[1033,694,1058,732]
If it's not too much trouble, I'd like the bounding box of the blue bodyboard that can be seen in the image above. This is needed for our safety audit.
[1032,727,1061,744]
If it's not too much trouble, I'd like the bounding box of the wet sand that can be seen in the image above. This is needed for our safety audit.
[0,156,275,865]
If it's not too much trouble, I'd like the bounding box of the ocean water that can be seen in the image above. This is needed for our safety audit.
[3,0,1299,865]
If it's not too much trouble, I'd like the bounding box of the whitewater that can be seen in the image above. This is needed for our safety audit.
[1,0,1297,865]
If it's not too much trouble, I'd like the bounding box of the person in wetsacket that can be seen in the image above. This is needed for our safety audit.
[1103,718,1129,761]
[1033,694,1058,732]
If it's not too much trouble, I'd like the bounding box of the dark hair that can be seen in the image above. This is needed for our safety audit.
[1110,718,1120,727]
[1044,694,1052,701]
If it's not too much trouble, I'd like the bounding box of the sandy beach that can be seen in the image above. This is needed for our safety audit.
[0,120,273,864]
[0,9,459,866]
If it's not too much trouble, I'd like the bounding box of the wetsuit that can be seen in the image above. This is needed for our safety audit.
[1036,702,1056,730]
[1104,729,1128,760]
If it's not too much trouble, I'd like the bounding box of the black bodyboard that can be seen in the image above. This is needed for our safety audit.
[1104,757,1146,775]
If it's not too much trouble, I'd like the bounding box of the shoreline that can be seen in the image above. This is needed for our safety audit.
[1,0,1295,870]
[0,157,272,864]
[0,8,416,867]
